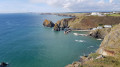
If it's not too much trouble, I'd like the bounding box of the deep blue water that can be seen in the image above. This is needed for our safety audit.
[0,13,101,67]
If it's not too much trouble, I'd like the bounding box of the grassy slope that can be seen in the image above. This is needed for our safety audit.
[81,24,120,67]
[107,14,120,16]
[67,16,120,30]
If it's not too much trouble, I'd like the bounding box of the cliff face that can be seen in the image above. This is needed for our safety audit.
[43,19,55,27]
[56,18,76,29]
[97,24,120,56]
[89,28,111,39]
[56,16,120,30]
[66,24,120,67]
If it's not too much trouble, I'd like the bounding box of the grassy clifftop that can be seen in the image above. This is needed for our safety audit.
[56,16,120,30]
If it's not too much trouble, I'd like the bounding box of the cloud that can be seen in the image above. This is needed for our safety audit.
[109,0,113,3]
[30,0,120,12]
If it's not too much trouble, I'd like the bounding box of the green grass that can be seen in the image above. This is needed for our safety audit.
[88,53,100,59]
[107,14,120,16]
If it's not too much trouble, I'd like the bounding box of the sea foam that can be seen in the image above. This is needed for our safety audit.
[75,40,86,42]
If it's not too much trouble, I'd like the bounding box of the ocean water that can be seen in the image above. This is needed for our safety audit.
[0,13,102,67]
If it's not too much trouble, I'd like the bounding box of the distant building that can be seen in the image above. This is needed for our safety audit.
[113,11,120,14]
[91,12,104,16]
[104,25,112,28]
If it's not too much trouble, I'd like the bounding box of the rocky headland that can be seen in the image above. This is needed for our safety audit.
[43,13,120,67]
[56,16,120,30]
[43,15,120,31]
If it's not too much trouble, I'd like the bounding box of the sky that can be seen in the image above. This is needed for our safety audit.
[0,0,120,13]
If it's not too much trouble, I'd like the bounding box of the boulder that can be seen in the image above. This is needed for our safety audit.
[43,19,54,27]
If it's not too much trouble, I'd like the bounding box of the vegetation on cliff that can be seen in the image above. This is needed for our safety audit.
[66,24,120,67]
[56,16,120,30]
[97,24,120,56]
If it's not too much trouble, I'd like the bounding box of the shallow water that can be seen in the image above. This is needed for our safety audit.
[0,13,102,67]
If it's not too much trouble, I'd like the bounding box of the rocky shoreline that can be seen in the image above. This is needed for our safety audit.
[66,24,120,67]
[43,13,120,67]
[43,13,120,31]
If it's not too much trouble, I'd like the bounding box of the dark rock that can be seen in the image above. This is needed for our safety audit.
[54,23,60,31]
[43,19,54,27]
[89,28,111,39]
[0,62,8,67]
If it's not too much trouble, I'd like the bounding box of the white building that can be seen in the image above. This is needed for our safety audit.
[104,25,112,28]
[91,12,104,16]
[113,11,120,14]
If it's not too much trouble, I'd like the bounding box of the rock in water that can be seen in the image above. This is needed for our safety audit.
[43,19,55,27]
[0,62,8,67]
[54,23,60,31]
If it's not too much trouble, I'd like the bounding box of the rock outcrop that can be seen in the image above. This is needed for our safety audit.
[43,19,55,27]
[56,18,76,30]
[54,23,60,31]
[66,24,120,67]
[97,24,120,56]
[89,28,111,39]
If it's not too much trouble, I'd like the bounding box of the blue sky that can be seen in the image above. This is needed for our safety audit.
[0,0,120,13]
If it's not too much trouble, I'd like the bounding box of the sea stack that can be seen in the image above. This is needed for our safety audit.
[43,19,55,27]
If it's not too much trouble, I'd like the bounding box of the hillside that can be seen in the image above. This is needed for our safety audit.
[66,24,120,67]
[56,16,120,30]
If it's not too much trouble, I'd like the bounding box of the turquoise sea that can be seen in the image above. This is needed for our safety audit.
[0,13,101,67]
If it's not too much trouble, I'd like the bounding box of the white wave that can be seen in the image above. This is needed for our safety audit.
[73,33,88,36]
[97,39,102,40]
[90,46,94,47]
[75,40,86,42]
[73,33,79,36]
[88,46,94,48]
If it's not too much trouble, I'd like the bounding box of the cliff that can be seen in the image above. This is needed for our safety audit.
[43,19,55,27]
[97,24,120,56]
[66,24,120,67]
[56,16,120,30]
[89,28,111,39]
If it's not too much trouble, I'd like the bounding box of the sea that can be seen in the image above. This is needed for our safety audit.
[0,13,102,67]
